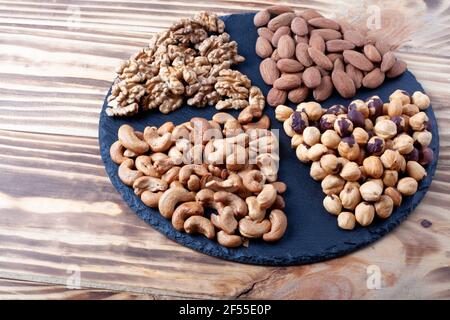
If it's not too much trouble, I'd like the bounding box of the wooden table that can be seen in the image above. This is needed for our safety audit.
[0,0,449,300]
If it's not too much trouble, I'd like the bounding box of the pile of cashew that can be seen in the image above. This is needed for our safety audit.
[110,114,287,248]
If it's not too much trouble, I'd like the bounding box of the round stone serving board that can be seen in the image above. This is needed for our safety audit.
[99,13,439,265]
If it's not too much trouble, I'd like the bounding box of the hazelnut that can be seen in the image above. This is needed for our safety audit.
[384,138,394,150]
[358,165,368,184]
[296,144,310,163]
[338,157,350,167]
[364,118,374,131]
[360,180,383,201]
[298,102,324,121]
[355,148,366,166]
[321,174,345,195]
[382,170,398,187]
[340,161,361,181]
[404,148,420,162]
[411,91,430,110]
[375,115,391,124]
[374,195,394,219]
[363,156,384,178]
[303,126,321,146]
[397,177,418,196]
[291,111,309,134]
[291,134,304,148]
[338,136,360,161]
[366,136,385,155]
[321,129,341,149]
[419,147,434,166]
[391,115,407,133]
[389,89,410,105]
[283,117,296,137]
[326,104,347,115]
[409,112,429,131]
[392,134,414,154]
[319,114,337,132]
[352,127,369,145]
[334,117,354,137]
[366,96,384,118]
[355,202,375,226]
[323,194,342,215]
[406,161,427,181]
[275,105,294,122]
[310,161,328,181]
[337,212,356,230]
[307,143,329,161]
[348,99,370,118]
[382,103,389,115]
[413,131,432,148]
[348,109,365,128]
[374,119,397,139]
[384,187,402,207]
[339,181,361,210]
[380,149,404,171]
[320,154,342,174]
[387,98,403,117]
[402,103,420,117]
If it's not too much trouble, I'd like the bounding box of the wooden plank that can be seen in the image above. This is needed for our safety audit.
[0,129,448,299]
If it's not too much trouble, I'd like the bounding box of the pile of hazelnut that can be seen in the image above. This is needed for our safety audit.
[275,89,434,230]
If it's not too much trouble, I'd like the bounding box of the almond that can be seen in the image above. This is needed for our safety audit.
[271,26,291,47]
[375,39,391,55]
[327,53,343,63]
[277,59,304,73]
[333,58,345,72]
[255,37,273,58]
[362,68,385,89]
[271,49,281,62]
[343,50,374,71]
[346,64,363,89]
[331,69,355,98]
[268,12,295,31]
[258,27,274,42]
[288,86,309,103]
[291,17,308,36]
[267,5,294,15]
[386,59,407,78]
[298,9,323,21]
[295,43,313,67]
[309,33,325,52]
[294,35,309,44]
[310,29,342,41]
[259,58,280,85]
[254,10,270,27]
[363,44,381,63]
[380,51,396,72]
[308,47,333,70]
[313,75,333,101]
[278,35,295,58]
[267,88,287,107]
[343,30,366,47]
[326,39,355,52]
[273,74,302,90]
[308,17,340,30]
[302,66,322,88]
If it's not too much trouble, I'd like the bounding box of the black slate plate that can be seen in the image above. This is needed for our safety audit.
[99,13,439,265]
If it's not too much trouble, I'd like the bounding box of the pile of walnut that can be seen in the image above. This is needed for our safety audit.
[106,11,257,117]
[110,114,287,247]
[275,89,433,230]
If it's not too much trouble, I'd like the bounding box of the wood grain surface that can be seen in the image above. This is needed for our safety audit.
[0,0,449,299]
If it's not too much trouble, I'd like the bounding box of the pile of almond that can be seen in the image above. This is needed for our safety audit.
[254,5,407,106]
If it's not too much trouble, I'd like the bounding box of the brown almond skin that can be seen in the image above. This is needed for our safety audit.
[288,86,309,103]
[291,17,308,36]
[277,59,304,73]
[271,26,291,47]
[267,5,294,15]
[298,9,323,21]
[332,69,356,98]
[259,58,279,85]
[268,12,295,31]
[309,33,325,52]
[273,74,302,90]
[254,10,270,27]
[343,30,366,47]
[362,68,385,89]
[302,66,322,88]
[343,50,375,71]
[326,39,355,52]
[271,49,281,62]
[295,42,313,67]
[278,35,295,59]
[294,35,309,44]
[255,37,273,58]
[333,58,345,72]
[363,44,382,63]
[308,47,333,70]
[380,51,397,72]
[311,29,342,41]
[327,53,343,63]
[267,88,287,107]
[346,64,363,89]
[386,59,407,78]
[308,17,340,30]
[258,27,274,42]
[375,39,391,55]
[313,75,333,101]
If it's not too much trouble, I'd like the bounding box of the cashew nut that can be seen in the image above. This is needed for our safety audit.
[161,166,181,184]
[256,184,278,209]
[217,231,242,248]
[154,157,176,174]
[133,176,168,193]
[179,164,209,184]
[118,124,149,154]
[171,201,204,231]
[158,187,196,219]
[168,146,183,165]
[195,189,223,211]
[256,153,279,182]
[143,126,173,152]
[183,144,204,165]
[190,117,211,144]
[170,181,184,189]
[238,217,271,239]
[249,134,279,154]
[239,170,265,193]
[110,141,128,165]
[187,175,201,191]
[225,145,248,171]
[214,191,248,218]
[271,181,287,194]
[271,195,286,210]
[172,125,190,140]
[135,156,160,177]
[223,119,243,137]
[246,196,266,222]
[210,206,238,234]
[141,191,163,208]
[205,173,243,193]
[157,121,175,135]
[123,149,138,158]
[150,152,168,162]
[205,139,226,165]
[184,216,215,239]
[263,209,287,242]
[238,104,263,124]
[243,115,270,132]
[118,159,143,186]
[212,112,236,124]
[208,164,228,179]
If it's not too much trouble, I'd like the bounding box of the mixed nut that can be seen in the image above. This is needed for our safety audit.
[254,5,407,106]
[275,89,433,230]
